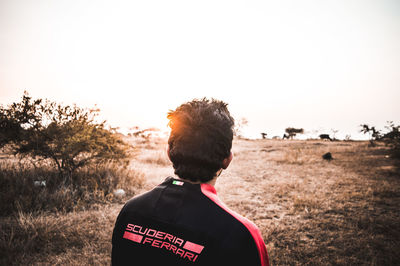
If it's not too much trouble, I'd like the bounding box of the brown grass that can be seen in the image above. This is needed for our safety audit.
[224,139,400,265]
[1,138,399,265]
[0,206,119,265]
[138,150,171,166]
[0,160,145,215]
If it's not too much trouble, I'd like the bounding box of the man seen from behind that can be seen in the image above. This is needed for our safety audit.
[112,98,269,265]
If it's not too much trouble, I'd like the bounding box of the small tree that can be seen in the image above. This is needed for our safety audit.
[234,117,248,138]
[331,129,339,140]
[360,124,381,146]
[0,92,131,181]
[261,132,267,139]
[285,127,304,139]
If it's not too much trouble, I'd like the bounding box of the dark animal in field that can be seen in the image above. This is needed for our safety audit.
[319,134,332,141]
[322,152,333,160]
[283,133,290,139]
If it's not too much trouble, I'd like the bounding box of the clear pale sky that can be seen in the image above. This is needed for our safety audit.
[1,0,399,139]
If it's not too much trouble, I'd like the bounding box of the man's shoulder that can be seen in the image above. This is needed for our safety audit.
[118,185,163,216]
[200,183,261,236]
[202,198,268,265]
[127,178,172,204]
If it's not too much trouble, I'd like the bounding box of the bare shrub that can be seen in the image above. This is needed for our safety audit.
[234,117,248,138]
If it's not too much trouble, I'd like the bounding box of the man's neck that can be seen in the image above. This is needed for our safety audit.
[178,176,217,187]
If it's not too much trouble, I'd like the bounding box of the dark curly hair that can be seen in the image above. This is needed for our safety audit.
[167,98,235,183]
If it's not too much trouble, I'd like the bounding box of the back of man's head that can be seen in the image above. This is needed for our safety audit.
[167,98,235,183]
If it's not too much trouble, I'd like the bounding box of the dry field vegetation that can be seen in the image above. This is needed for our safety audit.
[1,138,399,265]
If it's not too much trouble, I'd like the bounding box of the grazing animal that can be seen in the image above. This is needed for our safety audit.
[283,133,290,139]
[319,134,332,141]
[322,152,333,160]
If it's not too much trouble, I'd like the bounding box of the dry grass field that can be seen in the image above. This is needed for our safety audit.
[1,138,399,265]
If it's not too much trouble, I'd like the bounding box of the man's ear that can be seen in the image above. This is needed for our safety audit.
[222,152,233,169]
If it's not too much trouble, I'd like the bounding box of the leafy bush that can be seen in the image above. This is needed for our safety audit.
[382,121,400,158]
[0,92,131,181]
[360,124,381,146]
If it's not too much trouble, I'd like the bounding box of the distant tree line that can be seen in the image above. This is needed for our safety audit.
[260,121,400,158]
[258,122,399,151]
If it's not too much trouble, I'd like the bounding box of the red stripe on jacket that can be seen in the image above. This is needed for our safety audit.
[200,184,269,266]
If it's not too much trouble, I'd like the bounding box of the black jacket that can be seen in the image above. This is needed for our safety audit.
[112,177,269,265]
